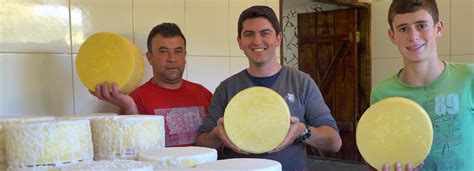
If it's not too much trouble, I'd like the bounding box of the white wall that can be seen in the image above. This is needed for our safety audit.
[0,0,280,116]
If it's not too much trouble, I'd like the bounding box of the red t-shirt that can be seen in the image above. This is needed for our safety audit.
[128,79,212,147]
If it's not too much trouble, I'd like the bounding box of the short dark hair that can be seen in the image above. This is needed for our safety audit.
[388,0,439,30]
[146,23,186,53]
[237,5,281,38]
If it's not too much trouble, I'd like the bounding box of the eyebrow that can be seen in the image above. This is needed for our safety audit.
[243,29,272,34]
[158,47,184,50]
[395,20,429,29]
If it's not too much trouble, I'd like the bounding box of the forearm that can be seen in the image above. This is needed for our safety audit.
[306,125,342,152]
[196,128,223,150]
[118,103,138,115]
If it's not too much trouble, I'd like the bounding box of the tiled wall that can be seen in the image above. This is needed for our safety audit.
[0,0,280,116]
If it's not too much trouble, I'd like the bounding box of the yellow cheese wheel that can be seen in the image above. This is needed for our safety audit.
[224,87,290,154]
[76,32,144,93]
[356,97,433,170]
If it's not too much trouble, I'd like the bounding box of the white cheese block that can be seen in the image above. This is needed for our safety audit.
[356,97,433,170]
[224,87,290,154]
[195,158,282,171]
[138,146,217,169]
[91,115,165,160]
[0,116,55,163]
[76,32,144,94]
[4,119,93,169]
[61,160,153,171]
[55,113,117,120]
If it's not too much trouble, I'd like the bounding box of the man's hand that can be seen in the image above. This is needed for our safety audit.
[383,162,424,171]
[212,118,248,154]
[90,82,137,114]
[269,116,305,153]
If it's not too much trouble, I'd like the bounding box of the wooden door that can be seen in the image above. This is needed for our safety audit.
[298,8,370,162]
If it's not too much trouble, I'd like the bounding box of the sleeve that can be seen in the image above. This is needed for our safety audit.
[198,83,227,133]
[302,75,339,132]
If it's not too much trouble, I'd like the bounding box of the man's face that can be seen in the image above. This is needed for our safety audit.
[146,35,186,84]
[388,9,443,63]
[238,17,282,66]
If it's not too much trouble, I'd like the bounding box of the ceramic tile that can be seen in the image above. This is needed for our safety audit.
[372,57,404,86]
[133,0,186,54]
[186,56,230,93]
[71,0,134,53]
[185,0,229,56]
[371,1,401,58]
[437,0,451,56]
[451,0,474,55]
[0,54,74,116]
[451,55,474,64]
[0,0,70,53]
[230,57,248,75]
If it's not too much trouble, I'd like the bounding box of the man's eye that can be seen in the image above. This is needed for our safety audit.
[398,27,407,32]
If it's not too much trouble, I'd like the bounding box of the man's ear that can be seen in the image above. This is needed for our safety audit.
[145,52,153,65]
[388,28,396,44]
[276,32,283,46]
[435,20,444,37]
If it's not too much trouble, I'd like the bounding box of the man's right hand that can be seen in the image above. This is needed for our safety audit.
[212,118,248,155]
[382,162,423,171]
[90,82,137,114]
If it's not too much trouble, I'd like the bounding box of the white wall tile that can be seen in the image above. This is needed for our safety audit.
[372,57,404,86]
[229,0,266,57]
[0,54,74,116]
[451,0,474,55]
[187,56,230,93]
[437,0,451,56]
[267,0,281,58]
[371,1,401,59]
[0,0,70,53]
[230,57,249,75]
[71,0,134,53]
[451,55,474,64]
[133,0,186,54]
[185,0,229,56]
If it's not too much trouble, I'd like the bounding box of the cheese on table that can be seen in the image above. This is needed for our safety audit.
[76,32,144,94]
[60,160,153,171]
[4,119,93,170]
[0,116,55,163]
[91,115,165,160]
[224,87,290,154]
[55,113,117,120]
[138,146,217,169]
[195,158,282,171]
[356,97,433,170]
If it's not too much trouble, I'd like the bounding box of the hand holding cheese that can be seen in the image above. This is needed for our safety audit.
[91,82,138,114]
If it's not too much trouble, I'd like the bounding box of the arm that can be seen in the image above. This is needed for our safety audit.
[90,82,138,114]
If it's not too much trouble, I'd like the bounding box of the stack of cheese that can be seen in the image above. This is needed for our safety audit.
[61,160,153,171]
[76,32,144,94]
[0,116,55,167]
[55,113,117,121]
[138,146,217,169]
[4,119,93,170]
[91,115,165,160]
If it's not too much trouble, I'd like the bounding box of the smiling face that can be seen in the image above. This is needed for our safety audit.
[388,9,443,63]
[146,34,186,86]
[237,17,282,67]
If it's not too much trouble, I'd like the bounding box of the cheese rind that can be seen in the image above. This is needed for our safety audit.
[224,87,290,154]
[0,116,55,163]
[356,97,433,170]
[91,115,165,160]
[138,146,217,168]
[60,160,153,171]
[76,32,144,93]
[4,119,93,168]
[195,158,282,171]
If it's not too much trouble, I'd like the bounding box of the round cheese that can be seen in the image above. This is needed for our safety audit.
[0,116,55,163]
[138,146,217,168]
[356,97,433,170]
[91,115,165,160]
[56,113,117,120]
[224,87,290,154]
[4,119,93,169]
[76,32,144,93]
[195,158,282,171]
[61,160,153,171]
